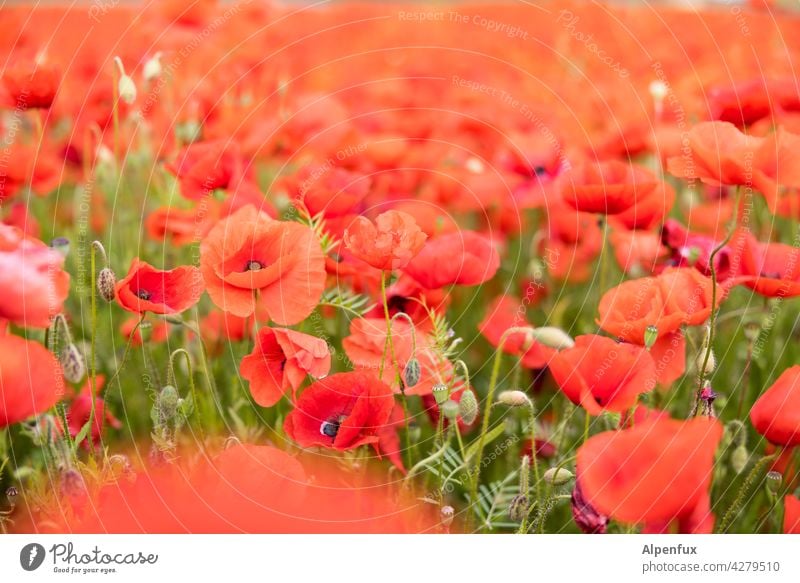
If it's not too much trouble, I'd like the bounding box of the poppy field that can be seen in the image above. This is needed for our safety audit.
[2,0,800,536]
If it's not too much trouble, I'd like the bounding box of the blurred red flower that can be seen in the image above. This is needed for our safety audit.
[750,366,800,447]
[115,258,204,315]
[0,334,63,427]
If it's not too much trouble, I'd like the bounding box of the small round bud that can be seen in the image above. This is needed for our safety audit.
[731,443,749,475]
[441,400,459,422]
[528,327,574,350]
[644,325,659,350]
[458,390,478,425]
[497,390,531,408]
[696,349,716,377]
[143,52,162,82]
[403,358,421,388]
[508,494,529,522]
[440,505,455,527]
[158,385,179,420]
[543,467,575,486]
[766,471,782,495]
[432,383,449,406]
[97,267,117,302]
[60,343,86,383]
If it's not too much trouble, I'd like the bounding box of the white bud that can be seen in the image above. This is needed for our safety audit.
[497,390,531,408]
[649,80,668,101]
[543,467,574,486]
[114,57,137,105]
[143,52,162,82]
[529,327,575,350]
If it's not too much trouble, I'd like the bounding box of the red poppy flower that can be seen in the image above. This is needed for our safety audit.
[115,258,204,315]
[0,143,63,201]
[549,335,657,415]
[0,224,70,328]
[577,416,723,527]
[661,219,737,280]
[166,140,261,201]
[283,371,395,451]
[200,310,249,351]
[609,227,667,276]
[342,317,451,395]
[67,375,121,446]
[561,160,661,215]
[736,229,800,298]
[543,199,602,283]
[0,334,63,427]
[145,204,219,247]
[282,166,371,219]
[200,205,325,324]
[785,495,800,534]
[343,210,427,271]
[2,60,59,110]
[479,295,556,369]
[667,122,800,211]
[366,273,449,330]
[707,78,800,127]
[120,317,170,347]
[403,230,500,289]
[750,366,800,447]
[240,327,331,407]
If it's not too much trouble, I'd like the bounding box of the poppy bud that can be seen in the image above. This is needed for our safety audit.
[649,80,668,102]
[60,343,86,383]
[59,468,87,502]
[543,467,575,486]
[528,327,574,350]
[644,325,658,350]
[696,349,716,377]
[5,486,18,505]
[527,258,546,281]
[731,443,749,475]
[441,400,459,421]
[508,493,529,522]
[404,357,421,388]
[143,52,162,82]
[726,420,746,448]
[114,57,137,104]
[458,390,478,425]
[97,267,117,302]
[440,505,455,527]
[158,385,179,420]
[407,422,421,443]
[766,471,782,495]
[432,383,449,406]
[497,390,531,408]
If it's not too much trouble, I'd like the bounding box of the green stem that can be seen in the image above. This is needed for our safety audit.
[716,452,778,533]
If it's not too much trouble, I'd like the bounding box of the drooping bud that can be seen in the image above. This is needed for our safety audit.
[458,390,478,425]
[644,325,659,350]
[157,385,180,421]
[114,57,137,104]
[766,471,782,495]
[528,327,574,350]
[543,467,575,486]
[497,390,531,408]
[60,343,86,383]
[508,494,529,522]
[731,443,749,475]
[432,383,449,406]
[440,505,455,528]
[441,400,459,422]
[403,357,421,388]
[97,267,117,302]
[142,52,162,82]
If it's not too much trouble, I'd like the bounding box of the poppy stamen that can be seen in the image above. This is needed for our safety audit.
[320,415,345,439]
[245,260,263,272]
[136,289,151,300]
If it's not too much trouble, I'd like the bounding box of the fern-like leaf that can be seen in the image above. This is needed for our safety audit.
[319,288,376,319]
[296,209,340,255]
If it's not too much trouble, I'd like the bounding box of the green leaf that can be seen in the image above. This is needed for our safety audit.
[72,419,93,453]
[465,422,509,463]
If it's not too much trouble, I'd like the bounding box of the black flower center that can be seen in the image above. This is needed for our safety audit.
[136,289,151,300]
[320,415,345,439]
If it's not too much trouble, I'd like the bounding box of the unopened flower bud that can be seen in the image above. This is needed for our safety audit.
[142,52,162,82]
[649,79,668,102]
[97,267,117,302]
[766,471,782,495]
[497,390,531,408]
[6,486,18,505]
[726,420,746,448]
[731,443,749,475]
[543,467,575,486]
[529,327,574,350]
[644,325,659,350]
[59,468,87,502]
[432,383,449,406]
[458,390,478,425]
[696,349,716,377]
[440,505,455,527]
[60,343,86,383]
[403,358,421,388]
[115,57,137,104]
[508,493,529,522]
[158,385,179,420]
[407,422,421,443]
[441,400,459,422]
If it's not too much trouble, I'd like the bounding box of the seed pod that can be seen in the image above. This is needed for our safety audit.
[508,494,529,522]
[458,390,478,425]
[528,327,574,350]
[403,357,421,388]
[5,486,18,505]
[497,390,531,408]
[60,343,86,383]
[766,471,782,495]
[543,467,575,486]
[441,400,459,422]
[158,385,180,421]
[432,383,449,406]
[731,443,749,475]
[644,325,659,350]
[97,267,117,302]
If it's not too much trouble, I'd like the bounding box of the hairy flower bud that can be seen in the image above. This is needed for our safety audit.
[458,390,478,425]
[60,343,86,383]
[508,494,529,522]
[115,57,137,104]
[528,327,574,350]
[97,267,117,302]
[497,390,531,408]
[543,467,575,486]
[143,52,162,82]
[441,400,459,422]
[731,443,749,475]
[403,357,421,388]
[158,385,179,421]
